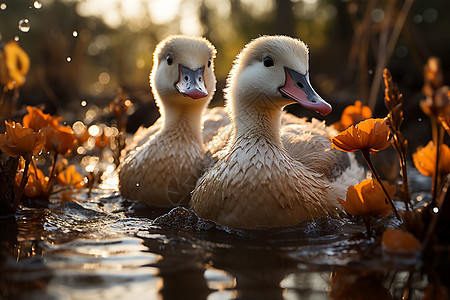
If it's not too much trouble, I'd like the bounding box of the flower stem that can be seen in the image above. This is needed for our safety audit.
[431,120,444,206]
[46,152,59,197]
[399,149,411,210]
[421,176,449,255]
[14,159,30,210]
[361,150,402,222]
[362,216,372,237]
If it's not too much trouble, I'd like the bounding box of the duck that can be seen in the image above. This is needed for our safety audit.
[190,35,364,227]
[119,35,219,206]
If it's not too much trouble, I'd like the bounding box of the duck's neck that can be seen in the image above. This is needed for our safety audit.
[161,101,206,145]
[231,98,284,148]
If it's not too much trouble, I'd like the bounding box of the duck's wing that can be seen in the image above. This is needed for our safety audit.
[120,117,164,163]
[202,106,232,158]
[281,122,351,181]
[202,106,231,144]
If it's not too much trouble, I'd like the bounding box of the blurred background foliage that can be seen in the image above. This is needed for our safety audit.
[0,0,449,135]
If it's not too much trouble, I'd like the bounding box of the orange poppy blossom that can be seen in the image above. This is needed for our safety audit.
[412,141,450,177]
[0,41,30,90]
[338,178,396,218]
[421,77,450,118]
[15,165,47,198]
[95,133,110,149]
[440,114,450,135]
[0,121,46,161]
[381,228,421,254]
[22,106,61,132]
[109,93,133,118]
[42,125,76,156]
[333,100,372,131]
[57,165,85,188]
[331,118,391,154]
[331,118,401,224]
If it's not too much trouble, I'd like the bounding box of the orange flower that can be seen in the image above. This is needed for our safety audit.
[0,41,30,90]
[42,125,76,155]
[95,133,110,148]
[109,95,133,117]
[331,118,391,154]
[334,100,372,131]
[338,178,396,217]
[57,165,84,188]
[0,121,46,161]
[381,228,421,253]
[15,166,47,198]
[412,141,450,177]
[440,114,450,135]
[22,106,61,132]
[420,86,450,118]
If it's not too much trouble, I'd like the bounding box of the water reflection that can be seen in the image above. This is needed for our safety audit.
[40,238,160,300]
[329,267,392,300]
[211,247,297,300]
[0,208,50,299]
[0,189,445,299]
[141,227,211,299]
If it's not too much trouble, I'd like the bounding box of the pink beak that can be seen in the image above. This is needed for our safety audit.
[279,67,332,116]
[176,65,208,99]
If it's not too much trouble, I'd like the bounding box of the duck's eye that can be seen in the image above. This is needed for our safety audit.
[207,59,211,68]
[166,55,173,65]
[263,56,274,67]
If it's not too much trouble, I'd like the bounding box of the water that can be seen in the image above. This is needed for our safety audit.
[33,1,42,10]
[18,19,30,33]
[0,173,441,299]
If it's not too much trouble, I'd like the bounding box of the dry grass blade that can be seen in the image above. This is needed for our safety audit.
[383,69,411,208]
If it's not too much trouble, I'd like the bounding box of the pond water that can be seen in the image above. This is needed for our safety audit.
[0,171,440,300]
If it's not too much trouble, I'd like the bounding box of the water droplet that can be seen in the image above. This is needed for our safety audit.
[136,183,140,187]
[72,30,78,37]
[33,1,42,9]
[413,14,423,24]
[0,3,6,10]
[66,56,72,62]
[432,207,439,214]
[371,8,384,23]
[81,100,87,107]
[18,19,30,32]
[395,45,408,58]
[423,8,438,23]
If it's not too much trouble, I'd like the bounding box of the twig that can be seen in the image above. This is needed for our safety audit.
[13,159,30,210]
[368,0,414,111]
[421,177,449,254]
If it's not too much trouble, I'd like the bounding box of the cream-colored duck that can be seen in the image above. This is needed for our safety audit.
[191,35,364,227]
[119,35,217,206]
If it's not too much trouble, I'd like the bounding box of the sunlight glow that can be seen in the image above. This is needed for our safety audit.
[240,0,274,17]
[148,0,182,25]
[75,0,182,28]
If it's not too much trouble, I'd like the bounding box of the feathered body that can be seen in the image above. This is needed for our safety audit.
[119,35,217,206]
[191,36,364,227]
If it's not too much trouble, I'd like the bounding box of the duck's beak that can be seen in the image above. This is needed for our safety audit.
[279,67,332,116]
[175,65,208,99]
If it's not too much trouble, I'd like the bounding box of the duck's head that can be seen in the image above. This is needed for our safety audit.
[225,35,331,116]
[150,35,216,108]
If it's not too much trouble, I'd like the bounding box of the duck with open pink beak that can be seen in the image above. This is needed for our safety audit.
[279,67,332,116]
[176,65,208,99]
